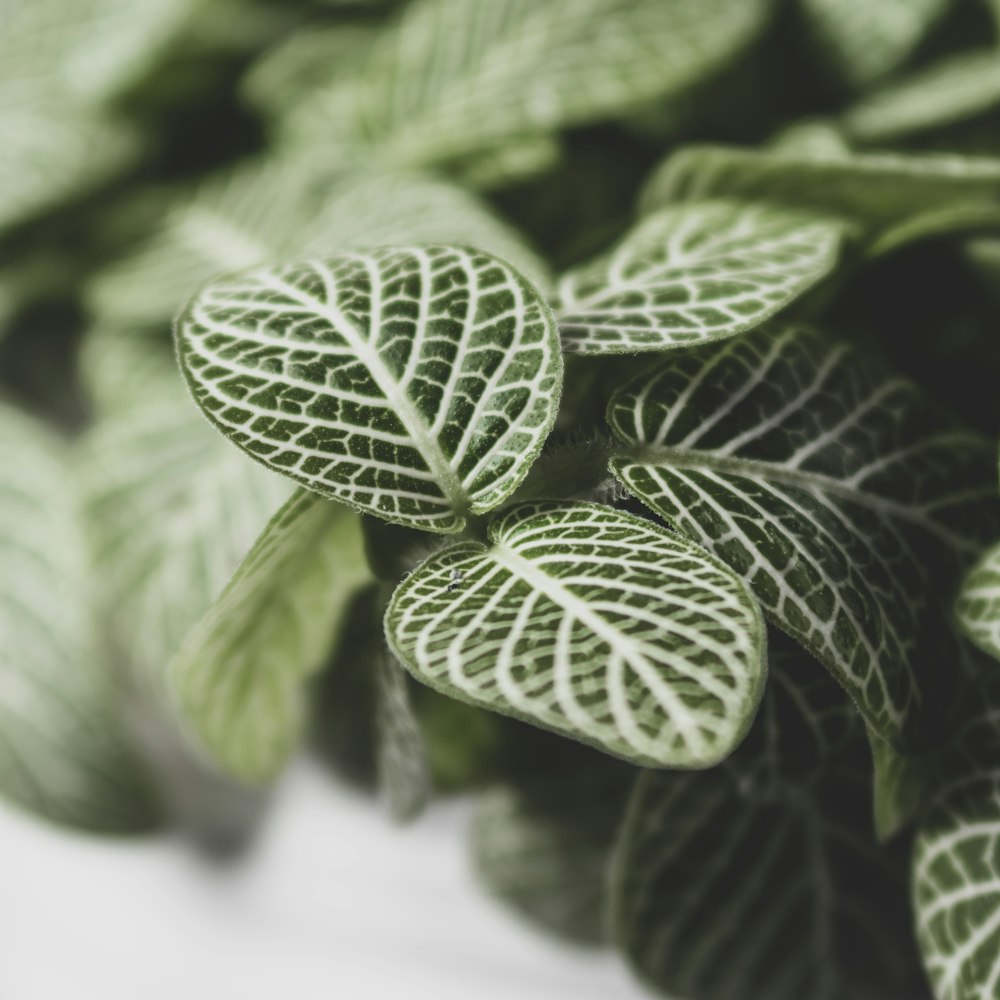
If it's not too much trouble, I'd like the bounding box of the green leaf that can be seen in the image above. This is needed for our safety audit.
[350,0,774,169]
[869,727,944,842]
[176,246,562,533]
[556,200,844,354]
[471,759,635,945]
[386,501,766,768]
[82,391,293,698]
[643,144,1000,236]
[170,489,368,784]
[608,323,1000,749]
[956,540,1000,662]
[612,760,925,999]
[88,165,549,327]
[797,0,953,90]
[842,50,1000,146]
[374,647,432,822]
[0,403,157,832]
[913,676,1000,1000]
[612,645,925,999]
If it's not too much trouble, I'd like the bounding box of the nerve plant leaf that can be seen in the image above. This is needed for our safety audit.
[171,489,368,784]
[797,0,953,91]
[956,540,1000,663]
[345,0,774,171]
[386,502,766,768]
[556,200,844,354]
[471,759,635,945]
[842,50,1000,146]
[608,324,1000,749]
[374,647,432,822]
[176,246,561,533]
[88,164,548,327]
[0,403,157,832]
[644,145,1000,237]
[912,675,1000,1000]
[612,643,926,1000]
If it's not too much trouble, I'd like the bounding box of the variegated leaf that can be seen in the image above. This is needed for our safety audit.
[798,0,953,90]
[0,403,157,832]
[842,50,1000,146]
[913,675,1000,1000]
[471,759,635,944]
[171,489,368,784]
[340,0,773,170]
[612,645,925,999]
[608,324,999,749]
[643,145,1000,236]
[956,541,1000,662]
[176,247,561,533]
[556,200,844,354]
[374,646,432,822]
[386,502,766,769]
[613,760,925,1000]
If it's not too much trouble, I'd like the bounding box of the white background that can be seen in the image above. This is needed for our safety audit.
[0,760,649,1000]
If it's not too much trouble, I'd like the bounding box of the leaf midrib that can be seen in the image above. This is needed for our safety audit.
[258,266,472,523]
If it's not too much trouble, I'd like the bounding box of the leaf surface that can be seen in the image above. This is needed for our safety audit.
[177,246,561,532]
[956,540,1000,662]
[556,200,843,354]
[0,404,157,832]
[608,324,999,748]
[387,502,766,768]
[171,489,368,783]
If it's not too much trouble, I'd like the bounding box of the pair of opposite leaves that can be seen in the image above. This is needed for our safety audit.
[172,228,996,782]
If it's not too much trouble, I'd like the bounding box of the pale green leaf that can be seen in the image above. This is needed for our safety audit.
[471,760,634,944]
[556,200,844,354]
[643,145,1000,236]
[171,489,368,784]
[798,0,953,90]
[348,0,774,169]
[386,502,766,769]
[176,246,561,533]
[913,676,1000,1000]
[608,324,1000,749]
[0,403,157,832]
[82,391,293,699]
[374,647,432,822]
[956,540,1000,662]
[842,50,1000,146]
[869,727,943,842]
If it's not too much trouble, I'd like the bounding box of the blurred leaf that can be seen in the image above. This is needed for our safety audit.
[956,539,1000,662]
[797,0,954,91]
[176,246,561,532]
[842,49,1000,146]
[471,760,635,945]
[171,489,368,783]
[387,502,766,769]
[0,401,158,832]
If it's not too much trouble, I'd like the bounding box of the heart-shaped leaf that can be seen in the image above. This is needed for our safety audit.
[798,0,953,90]
[0,403,157,832]
[171,489,368,784]
[176,246,562,533]
[556,200,844,354]
[608,324,1000,749]
[386,502,766,768]
[956,541,1000,663]
[612,647,924,1000]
